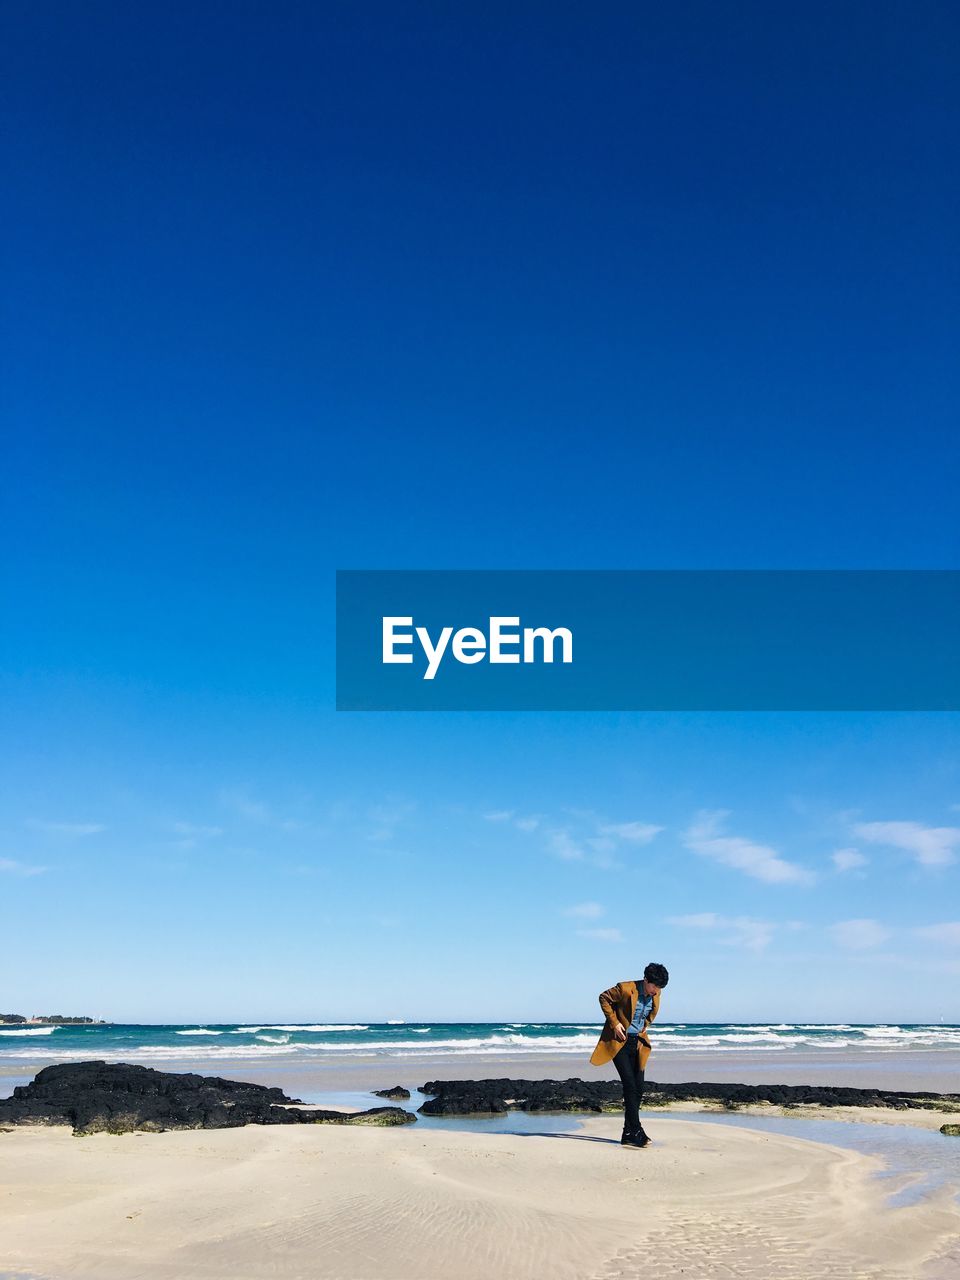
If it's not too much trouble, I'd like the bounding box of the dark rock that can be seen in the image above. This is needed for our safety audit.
[641,1081,960,1111]
[418,1077,960,1117]
[373,1085,411,1100]
[419,1078,611,1116]
[0,1062,416,1134]
[941,1124,960,1136]
[346,1107,414,1125]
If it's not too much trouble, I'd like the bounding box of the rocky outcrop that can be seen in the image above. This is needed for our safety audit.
[419,1078,612,1115]
[341,1107,413,1126]
[941,1124,960,1136]
[0,1062,415,1134]
[373,1085,411,1100]
[417,1077,960,1116]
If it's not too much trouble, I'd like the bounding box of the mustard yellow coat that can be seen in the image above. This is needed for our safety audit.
[589,979,661,1070]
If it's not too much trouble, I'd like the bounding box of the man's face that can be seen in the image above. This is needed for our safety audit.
[642,979,661,998]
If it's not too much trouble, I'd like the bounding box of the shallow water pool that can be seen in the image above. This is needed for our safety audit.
[303,1088,960,1206]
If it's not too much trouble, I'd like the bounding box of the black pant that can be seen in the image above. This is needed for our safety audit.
[613,1035,644,1131]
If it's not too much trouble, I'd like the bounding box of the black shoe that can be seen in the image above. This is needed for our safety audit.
[622,1126,650,1149]
[621,1127,650,1147]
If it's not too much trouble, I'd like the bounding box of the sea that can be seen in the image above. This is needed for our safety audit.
[2,1020,959,1067]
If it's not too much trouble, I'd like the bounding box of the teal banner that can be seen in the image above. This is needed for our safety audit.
[336,571,960,711]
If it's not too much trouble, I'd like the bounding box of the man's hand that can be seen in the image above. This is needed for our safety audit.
[613,1025,627,1042]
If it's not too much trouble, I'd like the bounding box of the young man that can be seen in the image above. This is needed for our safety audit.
[589,962,669,1148]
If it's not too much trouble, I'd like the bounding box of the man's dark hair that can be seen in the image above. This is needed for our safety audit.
[644,962,669,988]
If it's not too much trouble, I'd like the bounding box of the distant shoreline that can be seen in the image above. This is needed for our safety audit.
[0,1016,109,1026]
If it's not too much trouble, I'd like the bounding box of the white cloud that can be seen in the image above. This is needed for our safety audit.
[484,811,541,832]
[366,800,415,843]
[830,919,891,950]
[852,821,960,868]
[219,789,311,834]
[667,911,776,952]
[598,821,662,844]
[669,912,721,929]
[832,847,868,872]
[220,790,272,822]
[576,928,623,943]
[492,808,657,870]
[0,857,47,877]
[26,820,104,836]
[914,922,960,946]
[547,830,585,862]
[563,902,605,919]
[585,836,617,855]
[683,811,814,886]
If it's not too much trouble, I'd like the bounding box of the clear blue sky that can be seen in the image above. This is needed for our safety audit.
[2,3,958,1023]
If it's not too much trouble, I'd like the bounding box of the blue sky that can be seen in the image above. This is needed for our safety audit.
[2,3,958,1023]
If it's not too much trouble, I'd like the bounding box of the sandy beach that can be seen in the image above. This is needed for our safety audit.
[2,1111,958,1280]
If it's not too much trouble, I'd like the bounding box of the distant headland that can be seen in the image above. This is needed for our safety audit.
[1,1014,110,1026]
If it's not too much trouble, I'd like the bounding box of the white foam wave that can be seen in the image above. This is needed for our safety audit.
[0,1044,303,1061]
[279,1033,600,1053]
[713,1032,788,1043]
[860,1034,957,1047]
[0,1026,59,1036]
[232,1024,369,1034]
[175,1029,223,1036]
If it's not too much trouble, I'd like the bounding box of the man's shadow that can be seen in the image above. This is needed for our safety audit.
[512,1130,627,1145]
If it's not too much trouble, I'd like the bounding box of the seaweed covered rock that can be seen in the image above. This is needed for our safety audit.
[419,1078,616,1115]
[347,1107,413,1124]
[373,1085,411,1100]
[0,1062,415,1134]
[418,1076,960,1117]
